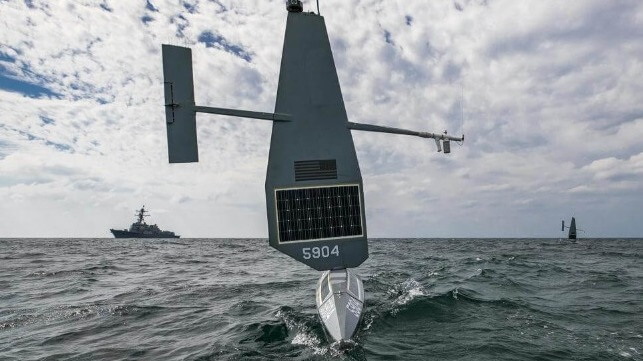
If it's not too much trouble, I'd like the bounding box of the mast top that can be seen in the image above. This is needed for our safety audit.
[136,206,149,224]
[286,0,303,13]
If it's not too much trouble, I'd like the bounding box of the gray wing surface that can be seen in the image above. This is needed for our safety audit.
[265,13,368,271]
[162,45,198,163]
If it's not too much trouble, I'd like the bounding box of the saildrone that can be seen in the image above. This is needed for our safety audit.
[161,0,464,342]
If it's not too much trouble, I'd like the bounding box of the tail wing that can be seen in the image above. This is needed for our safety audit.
[162,44,198,163]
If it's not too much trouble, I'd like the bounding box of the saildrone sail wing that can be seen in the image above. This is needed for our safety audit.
[265,12,368,271]
[569,217,577,237]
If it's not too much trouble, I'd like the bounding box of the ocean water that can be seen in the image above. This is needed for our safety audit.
[0,238,641,361]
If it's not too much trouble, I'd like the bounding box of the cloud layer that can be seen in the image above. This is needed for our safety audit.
[0,0,641,237]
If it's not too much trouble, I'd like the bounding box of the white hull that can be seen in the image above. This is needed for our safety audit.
[315,269,364,341]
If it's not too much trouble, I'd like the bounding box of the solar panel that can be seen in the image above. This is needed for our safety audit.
[275,184,363,243]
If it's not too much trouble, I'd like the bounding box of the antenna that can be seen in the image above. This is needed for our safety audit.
[460,83,465,138]
[317,0,320,15]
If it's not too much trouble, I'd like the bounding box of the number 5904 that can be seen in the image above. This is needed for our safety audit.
[302,245,339,259]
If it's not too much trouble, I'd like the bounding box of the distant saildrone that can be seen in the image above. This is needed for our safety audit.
[562,217,583,240]
[161,0,464,342]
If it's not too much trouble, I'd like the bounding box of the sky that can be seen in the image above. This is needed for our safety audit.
[0,0,642,238]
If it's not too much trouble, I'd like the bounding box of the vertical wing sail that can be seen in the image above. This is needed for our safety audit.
[265,13,368,271]
[162,45,198,163]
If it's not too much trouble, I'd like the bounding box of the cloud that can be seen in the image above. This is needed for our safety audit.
[0,0,642,237]
[197,31,252,61]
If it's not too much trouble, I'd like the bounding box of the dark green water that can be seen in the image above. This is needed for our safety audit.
[0,238,641,360]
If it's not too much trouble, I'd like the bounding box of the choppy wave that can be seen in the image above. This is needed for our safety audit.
[0,238,641,361]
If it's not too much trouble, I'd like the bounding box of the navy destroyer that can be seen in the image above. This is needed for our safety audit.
[110,206,179,238]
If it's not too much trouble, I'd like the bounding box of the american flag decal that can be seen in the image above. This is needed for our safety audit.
[294,159,337,181]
